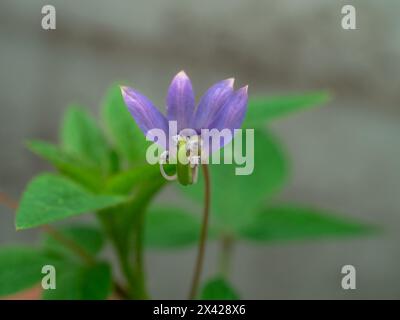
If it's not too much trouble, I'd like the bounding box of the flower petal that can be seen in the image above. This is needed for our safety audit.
[121,86,168,147]
[166,71,195,132]
[205,86,248,152]
[192,78,234,130]
[209,85,248,132]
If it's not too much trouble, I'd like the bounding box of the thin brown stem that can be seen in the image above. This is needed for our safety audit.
[188,164,211,300]
[2,191,130,299]
[0,191,95,265]
[0,192,19,210]
[113,281,129,299]
[42,225,95,265]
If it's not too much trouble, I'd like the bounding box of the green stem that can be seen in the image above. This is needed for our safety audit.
[118,248,146,299]
[108,206,149,300]
[130,209,148,299]
[119,182,164,299]
[188,164,211,299]
[218,235,234,278]
[97,176,166,299]
[97,210,132,298]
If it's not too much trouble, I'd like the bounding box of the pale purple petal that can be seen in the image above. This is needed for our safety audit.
[209,85,248,132]
[166,71,195,132]
[121,86,168,147]
[205,86,248,152]
[192,78,234,130]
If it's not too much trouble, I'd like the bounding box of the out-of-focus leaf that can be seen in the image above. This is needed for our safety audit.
[16,174,126,230]
[61,105,112,172]
[42,262,112,300]
[200,277,239,300]
[98,179,166,259]
[180,129,287,233]
[145,208,202,249]
[240,206,375,242]
[244,92,330,127]
[104,164,175,195]
[27,140,103,191]
[42,224,105,259]
[0,247,51,297]
[101,84,150,164]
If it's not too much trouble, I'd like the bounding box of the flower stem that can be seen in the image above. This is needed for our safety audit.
[188,164,211,299]
[119,249,146,299]
[131,209,148,299]
[43,225,95,265]
[113,281,130,299]
[218,235,234,278]
[0,192,95,265]
[2,191,128,298]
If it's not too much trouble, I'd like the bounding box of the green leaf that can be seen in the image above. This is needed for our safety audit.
[27,140,103,191]
[0,246,51,297]
[240,206,375,242]
[16,174,126,230]
[42,262,112,300]
[61,105,111,171]
[200,277,239,300]
[180,129,287,233]
[145,208,202,249]
[104,163,175,195]
[42,224,105,259]
[244,92,330,127]
[101,84,150,164]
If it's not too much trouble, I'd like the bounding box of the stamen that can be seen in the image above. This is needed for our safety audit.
[186,135,202,155]
[189,155,200,168]
[172,134,187,146]
[159,150,169,164]
[159,151,177,181]
[159,135,204,184]
[160,163,177,181]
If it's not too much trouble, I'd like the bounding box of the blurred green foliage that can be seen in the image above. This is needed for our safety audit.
[0,84,373,300]
[200,277,239,300]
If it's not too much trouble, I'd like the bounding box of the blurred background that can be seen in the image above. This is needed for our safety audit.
[1,0,399,299]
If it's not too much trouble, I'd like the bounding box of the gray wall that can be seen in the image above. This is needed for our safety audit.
[1,0,399,299]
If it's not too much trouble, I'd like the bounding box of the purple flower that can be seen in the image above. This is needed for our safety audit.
[120,71,248,155]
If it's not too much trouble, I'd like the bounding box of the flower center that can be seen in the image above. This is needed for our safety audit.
[159,134,203,185]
